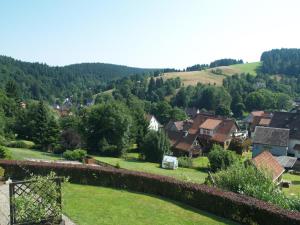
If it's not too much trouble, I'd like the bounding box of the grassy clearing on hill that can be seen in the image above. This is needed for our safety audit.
[163,62,260,86]
[63,183,237,225]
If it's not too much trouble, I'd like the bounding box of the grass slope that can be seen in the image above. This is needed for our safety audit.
[94,153,208,184]
[163,62,260,86]
[63,183,237,225]
[8,147,61,160]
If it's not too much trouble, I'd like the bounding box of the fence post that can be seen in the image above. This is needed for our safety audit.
[9,183,15,225]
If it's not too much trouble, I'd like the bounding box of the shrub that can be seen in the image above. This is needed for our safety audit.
[0,160,299,225]
[0,135,7,146]
[63,149,87,161]
[13,172,62,224]
[209,162,300,211]
[0,145,11,159]
[7,140,35,149]
[208,144,239,172]
[178,156,193,168]
[141,130,171,163]
[0,166,4,177]
[228,138,244,154]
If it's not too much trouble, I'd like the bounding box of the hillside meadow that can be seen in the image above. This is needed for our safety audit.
[162,62,260,86]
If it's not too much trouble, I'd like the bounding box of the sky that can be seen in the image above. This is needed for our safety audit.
[0,0,300,69]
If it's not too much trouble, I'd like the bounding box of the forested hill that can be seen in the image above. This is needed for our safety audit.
[260,48,300,75]
[0,55,155,102]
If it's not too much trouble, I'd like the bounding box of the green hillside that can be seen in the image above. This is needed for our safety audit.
[163,62,260,86]
[0,56,155,102]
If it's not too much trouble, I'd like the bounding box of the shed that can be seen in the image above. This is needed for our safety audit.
[162,156,178,170]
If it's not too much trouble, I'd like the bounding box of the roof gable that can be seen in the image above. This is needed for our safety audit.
[252,151,285,181]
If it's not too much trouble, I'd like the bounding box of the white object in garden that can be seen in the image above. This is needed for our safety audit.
[162,156,178,170]
[5,177,12,184]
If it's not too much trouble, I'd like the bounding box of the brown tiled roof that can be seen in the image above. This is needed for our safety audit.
[166,130,197,152]
[199,119,221,130]
[165,113,237,153]
[252,151,285,181]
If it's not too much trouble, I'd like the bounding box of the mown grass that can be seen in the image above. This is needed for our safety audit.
[8,148,208,184]
[62,183,238,225]
[94,153,209,184]
[283,173,300,197]
[8,147,62,160]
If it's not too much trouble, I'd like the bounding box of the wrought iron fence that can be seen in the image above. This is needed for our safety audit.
[9,178,62,225]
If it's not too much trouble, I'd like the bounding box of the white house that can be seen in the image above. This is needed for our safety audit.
[145,114,161,131]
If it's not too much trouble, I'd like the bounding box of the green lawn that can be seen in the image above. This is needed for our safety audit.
[94,153,209,184]
[282,173,300,197]
[8,148,208,184]
[8,147,62,160]
[63,183,237,225]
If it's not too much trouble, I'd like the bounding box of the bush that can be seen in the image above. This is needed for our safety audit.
[7,140,35,149]
[141,130,171,163]
[0,145,11,159]
[0,135,7,146]
[0,166,4,177]
[63,149,87,161]
[208,144,239,172]
[208,162,300,211]
[0,160,299,225]
[178,156,193,168]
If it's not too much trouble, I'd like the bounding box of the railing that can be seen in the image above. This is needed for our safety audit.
[9,178,62,225]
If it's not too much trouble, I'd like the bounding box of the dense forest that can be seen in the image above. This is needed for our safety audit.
[209,58,243,68]
[260,48,300,75]
[0,56,155,102]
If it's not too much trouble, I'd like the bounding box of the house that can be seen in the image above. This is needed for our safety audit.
[252,126,289,157]
[251,151,285,183]
[269,111,300,158]
[145,114,161,131]
[244,111,273,135]
[165,114,238,156]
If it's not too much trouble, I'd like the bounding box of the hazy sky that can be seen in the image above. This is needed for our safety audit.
[1,0,300,68]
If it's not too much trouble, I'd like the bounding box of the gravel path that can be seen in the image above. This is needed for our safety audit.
[0,184,76,225]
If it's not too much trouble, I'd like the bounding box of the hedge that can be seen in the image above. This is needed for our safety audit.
[0,160,299,225]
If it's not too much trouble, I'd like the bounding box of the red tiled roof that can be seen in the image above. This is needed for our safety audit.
[252,151,285,182]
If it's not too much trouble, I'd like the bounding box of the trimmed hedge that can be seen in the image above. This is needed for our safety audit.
[0,160,299,225]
